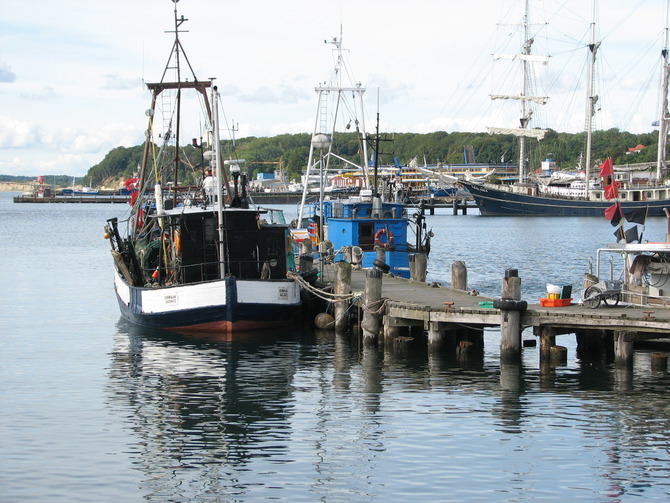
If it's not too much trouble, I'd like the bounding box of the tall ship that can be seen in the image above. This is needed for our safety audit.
[461,0,670,217]
[105,3,302,333]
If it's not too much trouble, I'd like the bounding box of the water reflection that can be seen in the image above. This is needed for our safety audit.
[108,320,670,501]
[108,320,303,501]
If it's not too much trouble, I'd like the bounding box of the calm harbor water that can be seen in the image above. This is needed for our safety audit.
[2,191,670,502]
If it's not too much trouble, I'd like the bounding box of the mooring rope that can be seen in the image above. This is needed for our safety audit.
[360,297,388,315]
[287,271,362,302]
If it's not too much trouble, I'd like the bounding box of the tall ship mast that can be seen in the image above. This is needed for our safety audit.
[487,0,548,182]
[657,0,670,181]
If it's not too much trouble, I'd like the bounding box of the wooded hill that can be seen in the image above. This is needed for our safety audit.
[84,128,662,189]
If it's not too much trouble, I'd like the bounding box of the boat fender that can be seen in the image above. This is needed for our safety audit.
[173,229,181,254]
[374,228,394,247]
[493,299,528,311]
[314,312,335,329]
[373,259,391,273]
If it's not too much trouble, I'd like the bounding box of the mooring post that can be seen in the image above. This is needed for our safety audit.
[537,326,556,361]
[451,260,467,291]
[383,315,402,346]
[362,269,383,345]
[427,321,446,350]
[412,254,427,282]
[344,246,352,264]
[614,331,635,366]
[334,261,352,334]
[375,245,386,264]
[498,269,524,362]
[651,352,668,371]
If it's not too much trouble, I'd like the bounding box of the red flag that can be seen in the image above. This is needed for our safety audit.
[599,157,614,178]
[605,202,622,226]
[604,181,619,200]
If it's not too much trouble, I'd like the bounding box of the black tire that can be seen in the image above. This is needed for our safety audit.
[584,286,601,309]
[372,259,391,273]
[492,299,528,311]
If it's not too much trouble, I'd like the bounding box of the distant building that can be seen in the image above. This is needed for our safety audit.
[626,144,646,154]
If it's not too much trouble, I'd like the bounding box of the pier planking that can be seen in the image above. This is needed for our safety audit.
[328,267,670,363]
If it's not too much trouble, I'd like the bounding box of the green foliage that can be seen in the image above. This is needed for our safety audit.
[75,129,668,186]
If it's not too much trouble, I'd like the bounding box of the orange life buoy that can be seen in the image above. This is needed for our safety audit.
[374,228,394,247]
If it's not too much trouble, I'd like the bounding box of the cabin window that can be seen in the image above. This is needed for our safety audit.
[631,191,641,202]
[358,222,375,251]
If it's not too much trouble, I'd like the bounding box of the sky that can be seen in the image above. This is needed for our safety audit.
[0,0,667,178]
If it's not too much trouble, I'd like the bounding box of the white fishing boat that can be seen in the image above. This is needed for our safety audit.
[104,3,302,333]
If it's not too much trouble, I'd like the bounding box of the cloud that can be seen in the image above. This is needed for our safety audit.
[46,122,143,155]
[103,74,142,90]
[0,116,38,148]
[0,62,16,83]
[278,85,311,104]
[20,85,57,101]
[239,86,278,104]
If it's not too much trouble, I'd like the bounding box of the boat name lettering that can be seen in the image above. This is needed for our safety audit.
[164,293,178,305]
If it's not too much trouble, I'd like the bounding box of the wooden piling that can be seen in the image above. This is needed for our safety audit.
[614,331,635,366]
[375,245,386,264]
[427,321,446,350]
[538,326,556,361]
[499,269,523,362]
[411,254,427,282]
[651,352,668,371]
[550,345,568,364]
[451,260,467,291]
[334,261,352,334]
[361,269,383,345]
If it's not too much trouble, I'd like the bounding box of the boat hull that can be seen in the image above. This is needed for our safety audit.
[114,269,302,333]
[462,181,670,217]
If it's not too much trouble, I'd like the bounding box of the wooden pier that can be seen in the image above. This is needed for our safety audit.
[312,263,670,367]
[414,198,477,215]
[13,195,130,204]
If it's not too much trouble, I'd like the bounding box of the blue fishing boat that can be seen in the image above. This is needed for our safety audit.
[300,190,430,278]
[294,32,431,279]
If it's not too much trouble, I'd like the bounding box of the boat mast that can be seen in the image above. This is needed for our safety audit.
[518,1,530,181]
[212,83,226,279]
[298,29,369,223]
[133,1,215,234]
[584,0,600,199]
[487,0,548,182]
[657,0,670,181]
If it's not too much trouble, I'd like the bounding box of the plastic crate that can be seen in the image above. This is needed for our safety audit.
[539,297,572,307]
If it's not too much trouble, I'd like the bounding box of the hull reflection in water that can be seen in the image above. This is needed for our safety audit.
[108,319,670,502]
